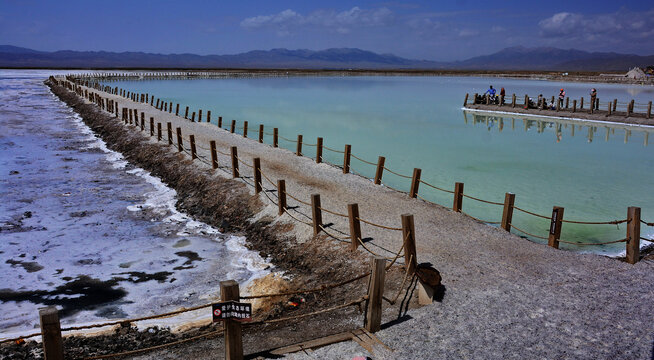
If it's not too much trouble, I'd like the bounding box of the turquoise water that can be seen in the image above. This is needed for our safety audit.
[102,76,654,254]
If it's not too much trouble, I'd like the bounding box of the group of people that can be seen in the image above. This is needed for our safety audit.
[483,85,599,110]
[484,85,506,104]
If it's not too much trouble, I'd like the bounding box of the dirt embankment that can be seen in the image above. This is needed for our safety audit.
[1,80,411,360]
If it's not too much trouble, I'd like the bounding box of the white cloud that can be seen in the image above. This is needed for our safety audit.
[538,9,654,41]
[240,7,393,35]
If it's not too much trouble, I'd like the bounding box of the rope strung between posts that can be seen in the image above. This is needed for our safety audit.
[357,237,404,260]
[282,207,314,226]
[317,205,349,218]
[350,153,376,166]
[235,155,254,169]
[513,206,551,220]
[323,145,345,154]
[461,211,501,224]
[641,219,654,227]
[561,218,628,225]
[245,296,367,326]
[509,223,549,240]
[278,135,297,143]
[418,179,455,194]
[416,193,447,209]
[303,141,317,147]
[385,234,408,270]
[383,255,414,305]
[285,190,313,206]
[356,217,403,231]
[215,148,230,156]
[318,224,351,242]
[257,181,279,206]
[641,237,654,243]
[381,182,409,195]
[241,273,370,299]
[557,238,628,246]
[83,328,224,360]
[259,168,276,187]
[461,193,504,206]
[382,166,412,179]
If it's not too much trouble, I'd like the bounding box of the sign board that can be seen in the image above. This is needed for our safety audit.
[549,208,559,235]
[212,301,252,322]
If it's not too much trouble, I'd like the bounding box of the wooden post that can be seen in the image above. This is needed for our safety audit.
[157,123,162,141]
[258,125,264,143]
[547,206,564,249]
[572,99,577,112]
[231,146,239,178]
[453,182,464,212]
[500,192,515,231]
[277,180,286,216]
[167,122,173,145]
[243,121,248,138]
[39,306,64,360]
[626,207,641,264]
[311,194,322,236]
[156,99,160,109]
[511,93,516,108]
[273,128,279,147]
[185,106,189,119]
[580,97,584,109]
[230,120,236,133]
[485,94,490,105]
[164,102,168,112]
[409,168,421,198]
[210,141,218,169]
[198,109,202,122]
[191,112,196,122]
[253,158,262,193]
[218,116,223,128]
[140,113,145,131]
[647,101,652,119]
[401,214,417,274]
[365,257,385,333]
[176,103,179,116]
[316,137,323,163]
[150,117,154,136]
[373,156,385,185]
[207,110,211,123]
[524,94,528,109]
[565,97,569,109]
[607,102,612,116]
[613,99,617,112]
[220,280,243,360]
[176,128,183,152]
[463,93,469,106]
[348,203,361,251]
[343,145,351,174]
[296,135,303,156]
[190,135,197,160]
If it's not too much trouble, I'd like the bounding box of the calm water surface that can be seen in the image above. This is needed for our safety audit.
[104,76,654,254]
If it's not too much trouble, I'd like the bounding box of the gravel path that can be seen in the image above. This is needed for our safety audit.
[77,81,654,359]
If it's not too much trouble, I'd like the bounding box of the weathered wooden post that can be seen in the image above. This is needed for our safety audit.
[190,135,197,160]
[565,97,569,109]
[210,141,218,169]
[150,117,154,136]
[607,102,612,116]
[140,113,145,131]
[311,194,322,236]
[277,180,287,216]
[176,103,179,116]
[258,125,264,143]
[184,106,189,119]
[453,182,464,212]
[613,99,617,112]
[500,192,515,231]
[191,112,196,122]
[524,94,529,109]
[556,97,560,112]
[547,206,564,249]
[207,111,211,123]
[230,120,236,133]
[365,257,385,333]
[273,128,279,148]
[580,97,584,109]
[572,99,577,112]
[231,146,239,178]
[373,156,385,185]
[511,94,516,108]
[157,123,162,141]
[343,145,351,174]
[156,99,160,109]
[164,102,168,112]
[220,280,244,360]
[463,93,469,106]
[253,158,262,193]
[243,121,248,138]
[409,168,421,198]
[39,306,64,360]
[401,214,417,274]
[218,116,223,128]
[348,203,361,251]
[485,94,490,105]
[129,108,133,124]
[626,207,641,264]
[316,137,323,163]
[198,109,202,122]
[296,135,303,155]
[176,128,183,152]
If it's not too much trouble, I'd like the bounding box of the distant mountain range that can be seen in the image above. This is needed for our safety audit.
[1,45,653,72]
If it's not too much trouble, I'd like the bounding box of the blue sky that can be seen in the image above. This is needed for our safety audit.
[1,0,652,61]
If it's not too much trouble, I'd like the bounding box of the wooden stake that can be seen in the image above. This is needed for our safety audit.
[140,112,145,131]
[207,110,211,123]
[501,192,515,231]
[343,145,351,174]
[463,93,469,106]
[157,123,162,141]
[243,121,248,138]
[647,101,652,119]
[316,137,323,163]
[373,156,385,185]
[231,146,239,178]
[547,206,564,249]
[259,125,264,143]
[218,116,222,128]
[230,120,236,133]
[311,194,322,236]
[39,306,64,360]
[453,182,464,212]
[191,112,196,122]
[190,135,197,160]
[198,109,202,122]
[296,135,303,156]
[220,280,244,360]
[626,207,641,264]
[409,168,421,198]
[273,128,278,147]
[348,203,362,251]
[511,94,516,108]
[277,180,286,216]
[572,99,577,112]
[401,214,417,274]
[167,122,173,145]
[150,117,154,136]
[176,128,183,152]
[253,158,262,193]
[185,106,189,119]
[176,103,179,116]
[365,257,385,333]
[210,141,218,169]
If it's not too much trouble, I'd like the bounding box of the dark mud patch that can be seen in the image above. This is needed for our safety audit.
[112,271,173,284]
[5,259,44,273]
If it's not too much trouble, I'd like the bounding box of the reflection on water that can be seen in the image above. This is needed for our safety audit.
[464,110,652,146]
